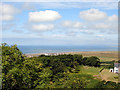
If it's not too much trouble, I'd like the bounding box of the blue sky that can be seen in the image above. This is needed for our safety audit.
[1,2,118,46]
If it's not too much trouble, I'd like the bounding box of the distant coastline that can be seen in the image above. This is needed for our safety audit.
[24,51,118,60]
[18,45,117,54]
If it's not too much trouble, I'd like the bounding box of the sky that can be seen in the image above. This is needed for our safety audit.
[1,1,118,46]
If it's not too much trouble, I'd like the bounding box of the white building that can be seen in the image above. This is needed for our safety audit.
[44,53,49,56]
[114,63,120,73]
[110,63,120,73]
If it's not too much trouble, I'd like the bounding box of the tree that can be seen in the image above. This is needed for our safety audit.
[84,56,100,67]
[2,43,25,89]
[73,54,83,65]
[2,43,53,89]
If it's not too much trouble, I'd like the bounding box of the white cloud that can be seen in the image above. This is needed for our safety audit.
[86,14,118,30]
[107,15,118,22]
[78,8,118,34]
[32,24,54,31]
[62,13,117,35]
[0,3,20,21]
[1,15,13,21]
[29,10,61,22]
[63,21,83,28]
[94,23,110,29]
[85,21,117,33]
[79,8,107,21]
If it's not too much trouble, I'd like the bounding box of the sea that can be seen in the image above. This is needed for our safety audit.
[17,45,117,54]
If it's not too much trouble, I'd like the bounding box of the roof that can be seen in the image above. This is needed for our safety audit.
[114,63,120,67]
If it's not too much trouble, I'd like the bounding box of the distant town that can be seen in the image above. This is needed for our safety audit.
[25,53,66,57]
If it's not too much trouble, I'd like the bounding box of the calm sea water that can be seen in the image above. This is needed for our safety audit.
[17,45,117,54]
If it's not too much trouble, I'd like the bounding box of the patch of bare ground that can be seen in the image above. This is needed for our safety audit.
[100,69,118,83]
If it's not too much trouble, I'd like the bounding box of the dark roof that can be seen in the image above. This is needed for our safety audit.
[114,63,120,67]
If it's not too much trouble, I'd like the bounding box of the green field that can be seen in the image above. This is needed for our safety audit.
[67,66,100,88]
[76,66,119,83]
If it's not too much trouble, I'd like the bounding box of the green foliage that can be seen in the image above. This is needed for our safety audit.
[94,80,120,88]
[2,44,25,89]
[83,56,100,67]
[2,44,24,74]
[2,43,119,89]
[73,54,83,65]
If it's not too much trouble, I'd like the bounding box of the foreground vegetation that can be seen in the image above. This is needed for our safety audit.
[1,43,120,89]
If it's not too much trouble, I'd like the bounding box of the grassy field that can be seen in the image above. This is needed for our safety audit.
[77,66,119,83]
[66,51,118,62]
[68,66,100,88]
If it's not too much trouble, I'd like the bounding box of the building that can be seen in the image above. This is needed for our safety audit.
[114,63,120,73]
[44,53,49,56]
[110,63,120,73]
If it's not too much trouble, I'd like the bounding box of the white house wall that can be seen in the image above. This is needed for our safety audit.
[114,67,119,73]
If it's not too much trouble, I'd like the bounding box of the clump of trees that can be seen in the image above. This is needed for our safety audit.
[82,56,100,67]
[1,43,119,89]
[38,54,100,68]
